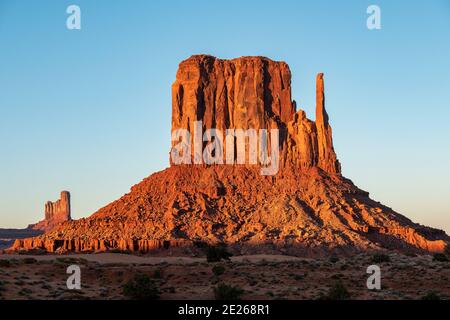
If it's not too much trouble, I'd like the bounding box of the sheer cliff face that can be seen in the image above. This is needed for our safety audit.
[29,191,71,232]
[171,55,340,174]
[44,191,71,223]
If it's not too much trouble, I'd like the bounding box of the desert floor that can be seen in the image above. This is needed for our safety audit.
[0,252,449,300]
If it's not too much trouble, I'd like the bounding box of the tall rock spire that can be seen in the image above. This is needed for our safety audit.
[315,73,341,174]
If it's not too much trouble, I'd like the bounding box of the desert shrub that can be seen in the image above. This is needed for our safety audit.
[0,260,11,268]
[371,253,390,263]
[214,283,244,300]
[421,291,441,300]
[206,245,233,262]
[22,258,37,264]
[294,274,304,281]
[152,268,163,279]
[432,253,448,262]
[18,288,33,296]
[193,241,208,248]
[212,265,225,276]
[122,273,160,300]
[329,256,339,263]
[326,280,350,300]
[445,244,450,256]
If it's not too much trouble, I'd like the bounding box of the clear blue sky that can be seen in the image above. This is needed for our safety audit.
[0,0,449,233]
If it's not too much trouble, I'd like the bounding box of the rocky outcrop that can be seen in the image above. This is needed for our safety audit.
[8,165,448,255]
[314,73,340,174]
[45,191,71,222]
[9,55,449,256]
[11,237,192,253]
[171,55,340,174]
[29,191,71,232]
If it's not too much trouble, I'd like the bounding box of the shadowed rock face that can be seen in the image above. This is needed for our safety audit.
[9,55,449,256]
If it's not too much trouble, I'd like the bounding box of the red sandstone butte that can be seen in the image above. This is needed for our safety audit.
[28,191,71,232]
[9,55,449,256]
[171,55,340,173]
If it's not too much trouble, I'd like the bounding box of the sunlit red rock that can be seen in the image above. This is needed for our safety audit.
[28,191,72,232]
[170,55,340,174]
[9,55,449,255]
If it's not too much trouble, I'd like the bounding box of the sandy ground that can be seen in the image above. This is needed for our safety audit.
[0,253,306,265]
[0,252,449,300]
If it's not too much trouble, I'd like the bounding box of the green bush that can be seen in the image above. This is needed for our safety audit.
[371,253,390,263]
[421,291,441,300]
[212,265,225,276]
[206,245,233,263]
[122,273,160,300]
[214,283,244,300]
[432,253,448,262]
[326,281,350,300]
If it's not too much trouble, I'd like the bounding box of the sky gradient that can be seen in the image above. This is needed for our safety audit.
[0,0,449,233]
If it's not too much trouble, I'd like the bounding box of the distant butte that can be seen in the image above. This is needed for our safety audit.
[28,191,72,232]
[9,55,449,256]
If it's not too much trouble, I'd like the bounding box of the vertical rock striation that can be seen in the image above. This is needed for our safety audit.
[170,55,341,174]
[44,191,71,222]
[29,191,71,231]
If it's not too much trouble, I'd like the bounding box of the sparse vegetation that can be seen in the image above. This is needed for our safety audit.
[214,283,244,300]
[371,253,390,263]
[18,288,33,296]
[421,291,441,300]
[0,260,11,268]
[122,273,160,300]
[325,280,350,300]
[445,244,450,256]
[22,258,37,264]
[294,274,304,281]
[212,265,225,276]
[432,253,448,262]
[206,245,233,262]
[152,268,163,279]
[329,256,339,264]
